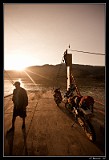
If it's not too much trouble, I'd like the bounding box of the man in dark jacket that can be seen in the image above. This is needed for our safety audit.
[8,81,28,131]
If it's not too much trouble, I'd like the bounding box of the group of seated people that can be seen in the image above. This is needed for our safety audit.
[64,83,94,113]
[53,83,94,113]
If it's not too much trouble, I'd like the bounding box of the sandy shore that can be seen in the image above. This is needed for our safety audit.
[3,90,105,157]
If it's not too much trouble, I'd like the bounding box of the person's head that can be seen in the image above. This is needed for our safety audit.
[13,81,20,88]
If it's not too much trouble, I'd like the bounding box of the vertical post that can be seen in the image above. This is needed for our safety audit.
[64,50,72,91]
[67,66,70,90]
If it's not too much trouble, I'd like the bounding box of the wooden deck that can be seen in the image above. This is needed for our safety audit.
[4,90,105,157]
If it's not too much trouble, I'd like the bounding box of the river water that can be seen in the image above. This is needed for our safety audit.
[4,77,53,97]
[4,77,105,106]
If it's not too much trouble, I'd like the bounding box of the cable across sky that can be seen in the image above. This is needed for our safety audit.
[68,49,105,56]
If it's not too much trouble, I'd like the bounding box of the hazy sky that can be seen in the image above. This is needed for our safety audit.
[4,3,105,70]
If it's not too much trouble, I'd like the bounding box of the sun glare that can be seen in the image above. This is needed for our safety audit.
[13,65,26,71]
[5,59,26,71]
[4,53,32,71]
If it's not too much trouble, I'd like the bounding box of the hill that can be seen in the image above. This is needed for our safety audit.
[4,64,105,88]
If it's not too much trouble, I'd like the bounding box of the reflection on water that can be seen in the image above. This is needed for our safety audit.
[4,80,14,97]
[4,78,53,97]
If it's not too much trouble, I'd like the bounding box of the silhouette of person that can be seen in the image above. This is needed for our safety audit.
[8,81,28,132]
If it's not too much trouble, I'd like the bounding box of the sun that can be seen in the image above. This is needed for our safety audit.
[12,64,26,71]
[4,53,32,71]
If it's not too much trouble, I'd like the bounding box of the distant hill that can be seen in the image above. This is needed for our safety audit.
[4,64,105,87]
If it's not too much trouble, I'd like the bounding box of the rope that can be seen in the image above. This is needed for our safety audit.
[4,94,13,98]
[4,70,14,85]
[94,100,105,106]
[68,49,105,56]
[70,72,81,96]
[93,100,105,115]
[94,107,105,115]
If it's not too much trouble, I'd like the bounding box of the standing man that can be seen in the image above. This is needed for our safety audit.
[8,81,28,132]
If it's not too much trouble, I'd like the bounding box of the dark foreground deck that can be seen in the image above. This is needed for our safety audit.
[4,90,105,157]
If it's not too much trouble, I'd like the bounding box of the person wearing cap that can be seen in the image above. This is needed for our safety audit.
[8,81,28,132]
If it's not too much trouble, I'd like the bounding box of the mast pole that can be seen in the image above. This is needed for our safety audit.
[64,49,72,90]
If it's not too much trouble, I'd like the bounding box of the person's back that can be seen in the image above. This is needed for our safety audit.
[12,87,28,108]
[7,81,28,132]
